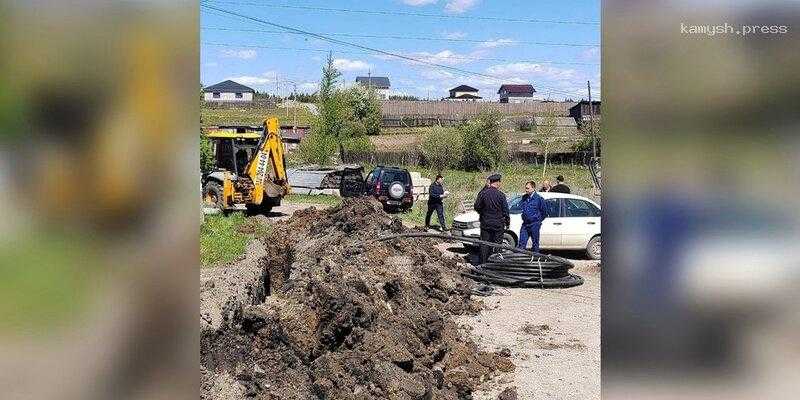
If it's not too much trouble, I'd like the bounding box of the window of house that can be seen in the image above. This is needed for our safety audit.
[212,92,220,98]
[235,92,243,99]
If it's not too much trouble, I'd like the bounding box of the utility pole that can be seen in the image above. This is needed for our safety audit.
[367,69,372,92]
[588,80,596,159]
[292,83,297,127]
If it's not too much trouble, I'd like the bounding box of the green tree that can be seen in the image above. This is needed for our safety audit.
[299,53,377,164]
[200,131,215,174]
[460,111,506,171]
[420,126,465,171]
[300,52,343,164]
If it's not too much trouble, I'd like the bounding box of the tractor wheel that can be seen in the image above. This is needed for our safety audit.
[246,202,273,216]
[203,181,224,210]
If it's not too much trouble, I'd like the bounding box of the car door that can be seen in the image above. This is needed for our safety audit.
[560,198,601,247]
[539,198,563,247]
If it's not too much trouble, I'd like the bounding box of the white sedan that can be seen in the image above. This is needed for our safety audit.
[452,192,601,259]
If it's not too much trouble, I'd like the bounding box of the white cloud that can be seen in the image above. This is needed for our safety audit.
[442,31,467,39]
[225,71,279,88]
[444,0,478,14]
[333,58,372,71]
[221,49,257,59]
[485,63,577,80]
[226,75,273,86]
[477,38,516,48]
[402,0,437,5]
[377,49,478,66]
[581,47,601,60]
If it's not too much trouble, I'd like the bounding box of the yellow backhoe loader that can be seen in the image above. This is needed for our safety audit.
[203,117,290,213]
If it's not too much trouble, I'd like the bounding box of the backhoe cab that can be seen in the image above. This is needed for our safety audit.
[203,118,290,214]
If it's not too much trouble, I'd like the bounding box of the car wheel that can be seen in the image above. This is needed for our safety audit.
[503,232,517,248]
[586,235,601,260]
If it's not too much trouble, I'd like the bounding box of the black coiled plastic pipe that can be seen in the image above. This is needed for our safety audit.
[372,232,583,288]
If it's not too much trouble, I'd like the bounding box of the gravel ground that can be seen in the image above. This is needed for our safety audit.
[464,259,601,400]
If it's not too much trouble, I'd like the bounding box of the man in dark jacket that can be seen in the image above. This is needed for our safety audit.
[550,175,571,194]
[518,181,548,252]
[473,173,510,264]
[425,174,449,231]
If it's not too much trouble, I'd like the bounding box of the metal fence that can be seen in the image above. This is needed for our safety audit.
[380,100,576,118]
[341,149,597,167]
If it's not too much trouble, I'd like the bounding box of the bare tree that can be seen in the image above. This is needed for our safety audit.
[534,109,559,179]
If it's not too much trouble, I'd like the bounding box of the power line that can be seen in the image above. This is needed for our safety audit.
[199,2,580,96]
[203,42,600,66]
[202,26,600,48]
[202,1,600,26]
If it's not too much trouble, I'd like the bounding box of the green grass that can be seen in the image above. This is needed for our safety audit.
[201,104,313,127]
[200,213,271,267]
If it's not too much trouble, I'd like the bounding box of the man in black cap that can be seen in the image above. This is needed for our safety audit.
[550,175,571,194]
[473,173,510,264]
[425,174,449,231]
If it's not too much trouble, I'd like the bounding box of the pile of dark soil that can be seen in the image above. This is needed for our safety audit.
[201,198,514,399]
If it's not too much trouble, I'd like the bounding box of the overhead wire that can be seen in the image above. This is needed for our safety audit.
[202,26,600,48]
[202,1,601,26]
[200,2,583,97]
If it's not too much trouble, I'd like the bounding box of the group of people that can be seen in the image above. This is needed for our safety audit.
[424,172,571,264]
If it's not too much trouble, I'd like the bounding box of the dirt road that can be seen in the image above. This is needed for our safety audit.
[466,260,601,400]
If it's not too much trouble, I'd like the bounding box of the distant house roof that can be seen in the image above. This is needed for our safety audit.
[498,84,536,95]
[203,80,256,93]
[355,76,390,89]
[450,85,479,92]
[450,93,482,100]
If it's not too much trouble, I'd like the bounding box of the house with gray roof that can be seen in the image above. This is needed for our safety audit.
[355,76,391,99]
[203,80,256,102]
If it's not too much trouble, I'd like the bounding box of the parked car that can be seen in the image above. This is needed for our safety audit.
[452,192,601,259]
[364,166,414,212]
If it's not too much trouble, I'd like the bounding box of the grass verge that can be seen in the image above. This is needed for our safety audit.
[201,213,271,267]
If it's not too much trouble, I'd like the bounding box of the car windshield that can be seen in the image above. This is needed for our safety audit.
[508,195,523,214]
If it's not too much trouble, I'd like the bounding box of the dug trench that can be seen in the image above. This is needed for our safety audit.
[201,198,515,400]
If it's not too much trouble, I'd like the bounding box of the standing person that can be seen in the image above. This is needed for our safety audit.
[518,181,548,252]
[540,180,552,192]
[473,174,510,264]
[550,175,571,194]
[425,174,449,231]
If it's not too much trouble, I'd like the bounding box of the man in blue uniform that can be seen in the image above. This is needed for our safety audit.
[473,173,510,264]
[519,180,548,252]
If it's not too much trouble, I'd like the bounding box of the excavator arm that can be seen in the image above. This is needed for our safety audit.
[245,117,290,205]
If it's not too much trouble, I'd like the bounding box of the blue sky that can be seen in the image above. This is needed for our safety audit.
[201,0,600,101]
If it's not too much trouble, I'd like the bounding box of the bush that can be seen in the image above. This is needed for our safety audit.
[420,126,465,171]
[200,132,215,175]
[460,111,507,171]
[341,134,374,153]
[298,131,337,165]
[517,118,533,132]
